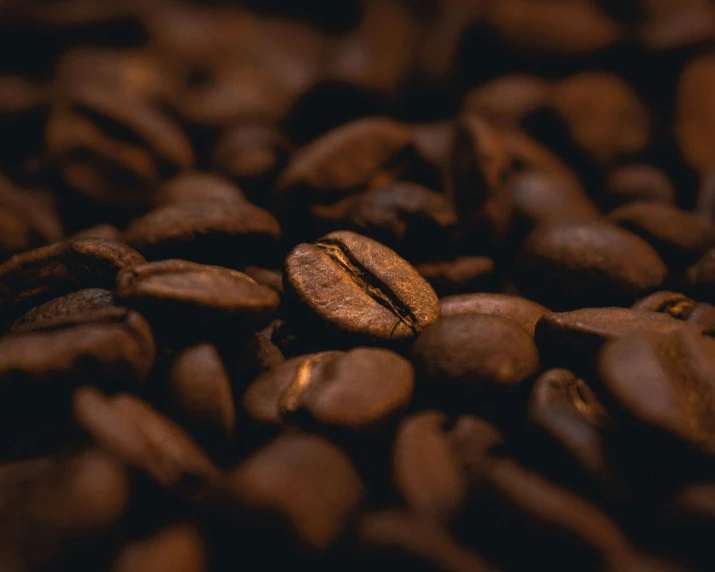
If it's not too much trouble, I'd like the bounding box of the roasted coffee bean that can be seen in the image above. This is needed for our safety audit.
[243,348,413,436]
[0,449,129,572]
[357,509,493,572]
[447,415,506,484]
[446,114,513,245]
[155,172,247,207]
[549,72,651,165]
[485,0,623,56]
[535,307,707,370]
[71,223,124,242]
[284,231,440,348]
[116,259,279,342]
[240,266,284,298]
[167,344,235,449]
[416,257,496,297]
[463,75,553,124]
[392,411,468,524]
[0,174,62,261]
[277,117,415,207]
[603,164,676,211]
[686,247,715,303]
[598,330,715,455]
[73,388,221,500]
[676,53,715,171]
[10,288,120,333]
[526,368,620,493]
[411,314,540,416]
[0,238,144,328]
[633,291,715,333]
[609,201,715,268]
[45,85,195,208]
[697,170,715,223]
[0,309,155,436]
[225,432,364,554]
[109,523,208,572]
[345,182,457,259]
[124,199,281,267]
[440,293,550,337]
[517,222,668,309]
[410,121,454,177]
[638,0,715,51]
[212,122,292,201]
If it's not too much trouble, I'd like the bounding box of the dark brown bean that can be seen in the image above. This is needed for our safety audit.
[416,257,496,297]
[155,172,246,207]
[603,165,676,210]
[633,291,715,333]
[676,53,715,171]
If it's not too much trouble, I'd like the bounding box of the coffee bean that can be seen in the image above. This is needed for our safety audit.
[0,174,62,261]
[0,449,128,572]
[609,201,715,268]
[686,247,715,303]
[638,1,715,50]
[243,348,413,436]
[392,411,468,523]
[0,238,144,328]
[277,117,415,207]
[526,368,620,494]
[156,172,247,207]
[167,344,236,449]
[463,74,553,124]
[71,223,124,243]
[411,314,540,416]
[598,329,715,455]
[284,231,439,348]
[10,288,120,333]
[416,256,497,297]
[517,222,668,309]
[447,114,513,244]
[357,509,493,572]
[697,171,715,224]
[124,200,281,267]
[116,259,280,342]
[240,266,284,298]
[226,432,364,554]
[535,307,707,370]
[603,165,676,211]
[440,293,549,336]
[45,85,195,208]
[676,53,715,171]
[345,182,457,259]
[232,332,286,381]
[109,524,208,572]
[73,388,221,500]
[633,291,715,333]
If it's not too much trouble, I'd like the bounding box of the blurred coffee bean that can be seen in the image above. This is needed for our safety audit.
[73,388,221,501]
[243,348,414,437]
[639,0,715,51]
[167,344,235,450]
[225,433,364,554]
[549,72,651,166]
[440,293,550,336]
[535,307,707,370]
[392,411,467,524]
[603,164,676,211]
[608,201,715,269]
[416,257,497,297]
[212,122,292,202]
[10,287,120,333]
[0,449,128,572]
[446,114,513,246]
[45,85,195,209]
[676,53,715,171]
[284,231,440,348]
[0,238,144,327]
[124,199,281,267]
[633,291,715,333]
[109,523,208,572]
[463,75,553,124]
[71,223,124,242]
[155,172,247,207]
[356,509,493,572]
[517,222,667,309]
[411,314,539,416]
[0,173,63,261]
[240,266,284,298]
[115,259,280,342]
[231,332,286,381]
[686,247,715,303]
[697,171,715,223]
[345,182,457,259]
[526,368,621,494]
[276,117,416,208]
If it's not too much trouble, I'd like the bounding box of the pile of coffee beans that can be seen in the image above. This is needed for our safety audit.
[2,0,715,570]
